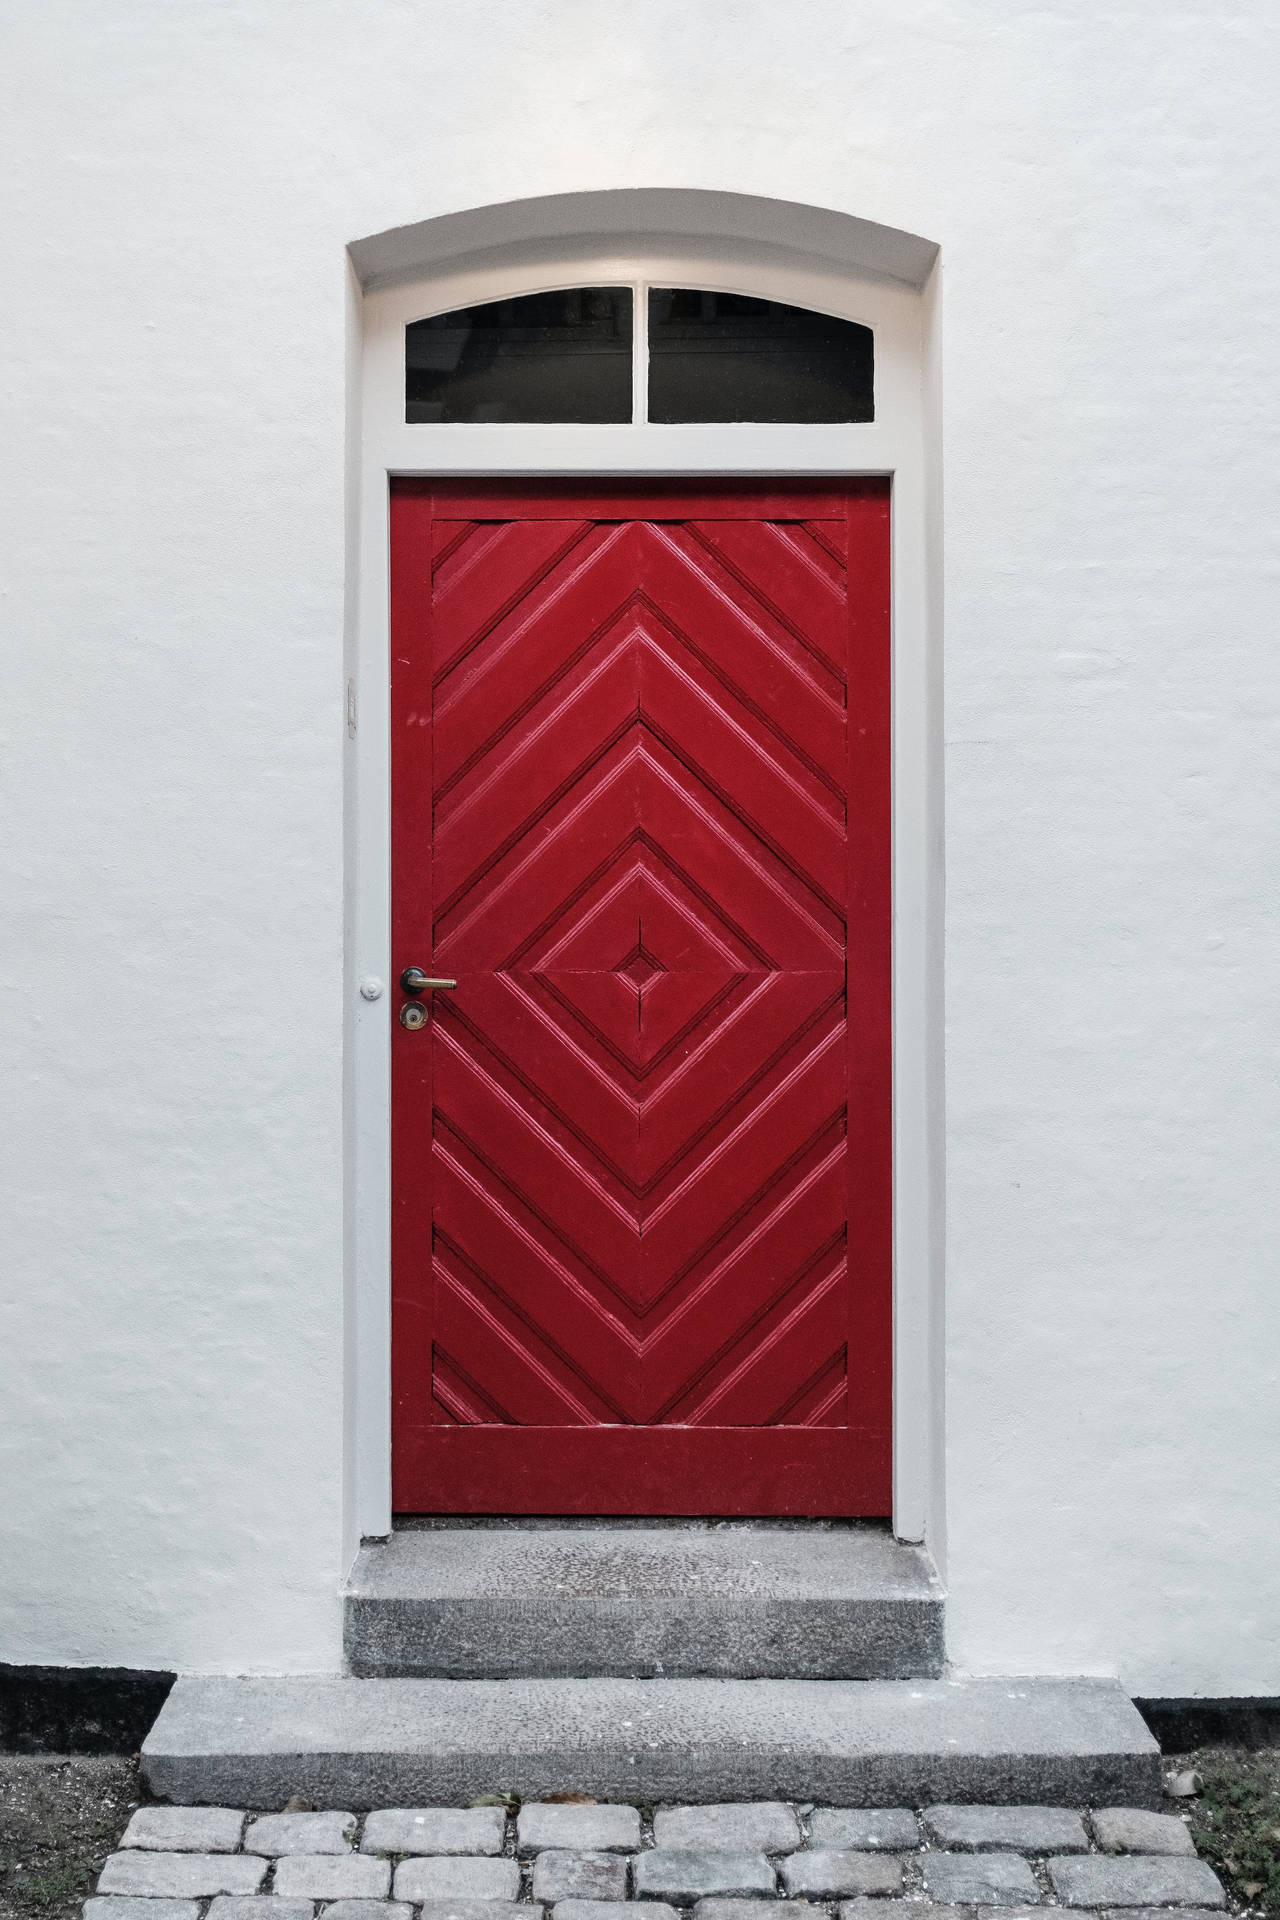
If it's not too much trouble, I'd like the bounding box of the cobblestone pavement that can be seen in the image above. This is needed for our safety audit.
[82,1799,1229,1920]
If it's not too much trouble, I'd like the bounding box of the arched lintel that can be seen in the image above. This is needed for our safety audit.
[349,188,938,293]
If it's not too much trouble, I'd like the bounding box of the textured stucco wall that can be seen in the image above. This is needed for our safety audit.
[1,0,1277,1690]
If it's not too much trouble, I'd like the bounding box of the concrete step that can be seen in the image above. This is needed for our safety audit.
[344,1522,945,1679]
[142,1673,1160,1809]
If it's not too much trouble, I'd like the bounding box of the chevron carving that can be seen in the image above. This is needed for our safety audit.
[423,513,851,1430]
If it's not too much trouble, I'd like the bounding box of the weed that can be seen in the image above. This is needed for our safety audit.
[1185,1748,1280,1911]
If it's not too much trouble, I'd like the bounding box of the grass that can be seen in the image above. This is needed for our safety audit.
[1180,1748,1280,1912]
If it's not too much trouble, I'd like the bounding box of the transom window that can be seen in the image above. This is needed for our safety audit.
[405,285,874,425]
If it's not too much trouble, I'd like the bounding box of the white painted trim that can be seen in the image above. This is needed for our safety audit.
[349,232,941,1550]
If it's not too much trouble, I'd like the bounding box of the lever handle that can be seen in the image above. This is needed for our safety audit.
[400,967,458,995]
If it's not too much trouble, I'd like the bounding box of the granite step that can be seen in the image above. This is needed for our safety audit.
[344,1522,944,1679]
[141,1673,1160,1809]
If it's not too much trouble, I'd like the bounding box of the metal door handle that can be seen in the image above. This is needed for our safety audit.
[400,967,458,995]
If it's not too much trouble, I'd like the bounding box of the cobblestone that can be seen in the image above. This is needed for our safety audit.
[81,1790,1219,1920]
[120,1807,246,1853]
[556,1905,678,1920]
[693,1905,792,1920]
[271,1855,391,1900]
[920,1851,1041,1905]
[392,1855,522,1902]
[244,1813,356,1856]
[518,1804,642,1854]
[363,1807,506,1855]
[322,1904,411,1920]
[1098,1911,1224,1920]
[415,1905,533,1920]
[1090,1808,1197,1855]
[98,1853,267,1898]
[1047,1855,1225,1908]
[83,1901,199,1920]
[924,1804,1088,1853]
[809,1808,919,1851]
[780,1850,903,1897]
[653,1805,800,1852]
[840,1906,974,1920]
[633,1850,777,1903]
[207,1902,315,1920]
[532,1851,630,1903]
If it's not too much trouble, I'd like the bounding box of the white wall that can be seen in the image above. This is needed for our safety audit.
[2,0,1277,1692]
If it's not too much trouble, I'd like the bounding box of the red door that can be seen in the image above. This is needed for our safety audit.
[391,481,890,1515]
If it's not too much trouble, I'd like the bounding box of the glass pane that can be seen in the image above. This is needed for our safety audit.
[647,289,873,424]
[406,288,633,423]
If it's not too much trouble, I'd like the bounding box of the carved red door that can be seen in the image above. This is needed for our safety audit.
[390,481,890,1514]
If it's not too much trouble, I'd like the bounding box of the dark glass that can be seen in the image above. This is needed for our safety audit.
[648,289,874,423]
[406,288,633,423]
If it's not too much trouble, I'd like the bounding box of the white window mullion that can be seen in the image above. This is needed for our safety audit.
[633,280,649,424]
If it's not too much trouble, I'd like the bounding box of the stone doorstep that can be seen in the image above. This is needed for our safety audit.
[141,1674,1161,1808]
[344,1525,944,1682]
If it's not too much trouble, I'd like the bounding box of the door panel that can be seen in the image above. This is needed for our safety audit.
[391,480,890,1514]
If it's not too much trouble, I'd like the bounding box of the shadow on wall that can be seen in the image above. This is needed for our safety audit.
[1134,1698,1280,1752]
[0,1666,175,1754]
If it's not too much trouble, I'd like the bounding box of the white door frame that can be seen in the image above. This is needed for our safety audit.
[348,227,942,1552]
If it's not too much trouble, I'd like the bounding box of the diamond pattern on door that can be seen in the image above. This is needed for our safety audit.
[391,483,891,1514]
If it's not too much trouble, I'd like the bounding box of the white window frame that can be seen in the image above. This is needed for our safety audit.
[350,234,939,1550]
